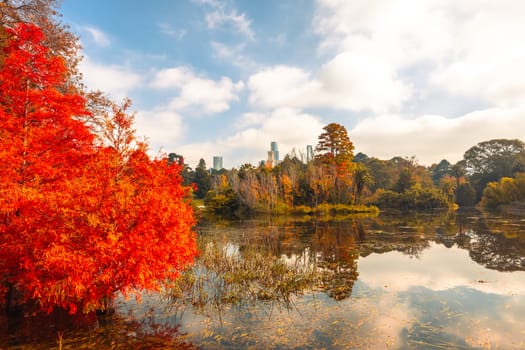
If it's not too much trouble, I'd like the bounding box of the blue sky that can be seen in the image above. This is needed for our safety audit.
[61,0,525,169]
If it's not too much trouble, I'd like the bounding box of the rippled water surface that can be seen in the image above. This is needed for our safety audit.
[2,211,525,349]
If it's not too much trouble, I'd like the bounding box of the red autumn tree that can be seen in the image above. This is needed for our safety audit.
[0,23,197,314]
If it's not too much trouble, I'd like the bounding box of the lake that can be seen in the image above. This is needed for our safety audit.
[2,210,525,349]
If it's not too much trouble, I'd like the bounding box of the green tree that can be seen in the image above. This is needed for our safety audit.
[456,183,477,207]
[373,187,449,210]
[315,123,354,165]
[363,157,396,192]
[481,173,525,209]
[394,168,415,193]
[431,159,451,185]
[353,152,369,163]
[194,158,211,199]
[205,174,243,216]
[238,163,256,179]
[450,161,466,190]
[204,188,241,215]
[463,139,525,199]
[352,163,373,203]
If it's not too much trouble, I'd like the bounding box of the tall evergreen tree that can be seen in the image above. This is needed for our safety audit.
[194,158,211,199]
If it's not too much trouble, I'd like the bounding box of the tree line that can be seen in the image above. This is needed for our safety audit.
[183,125,525,215]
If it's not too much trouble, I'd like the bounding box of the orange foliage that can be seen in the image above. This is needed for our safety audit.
[0,24,196,314]
[280,174,293,207]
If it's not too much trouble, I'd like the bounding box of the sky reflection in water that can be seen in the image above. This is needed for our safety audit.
[4,212,525,349]
[354,243,525,348]
[165,213,525,349]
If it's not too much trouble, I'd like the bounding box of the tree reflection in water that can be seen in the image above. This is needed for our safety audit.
[0,305,197,349]
[184,211,525,307]
[4,210,525,348]
[454,212,525,271]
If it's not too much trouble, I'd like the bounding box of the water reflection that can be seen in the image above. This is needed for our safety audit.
[0,305,198,349]
[4,211,525,348]
[184,212,525,348]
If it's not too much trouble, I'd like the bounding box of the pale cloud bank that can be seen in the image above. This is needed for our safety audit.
[350,108,525,164]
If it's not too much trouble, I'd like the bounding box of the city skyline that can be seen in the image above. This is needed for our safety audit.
[203,140,311,170]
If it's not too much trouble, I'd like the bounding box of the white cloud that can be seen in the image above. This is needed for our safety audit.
[350,107,525,164]
[80,26,110,47]
[248,53,410,113]
[317,52,410,112]
[234,112,266,129]
[149,67,192,89]
[177,108,324,168]
[79,56,142,100]
[150,67,244,115]
[427,2,525,106]
[314,0,525,108]
[248,65,315,109]
[314,0,456,66]
[134,109,185,155]
[194,0,254,40]
[206,11,253,40]
[257,108,324,149]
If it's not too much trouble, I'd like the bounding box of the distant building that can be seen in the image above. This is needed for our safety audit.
[271,141,279,162]
[212,156,223,170]
[306,145,314,162]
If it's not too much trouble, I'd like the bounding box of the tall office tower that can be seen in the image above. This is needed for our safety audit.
[306,145,314,162]
[213,156,223,170]
[271,141,279,162]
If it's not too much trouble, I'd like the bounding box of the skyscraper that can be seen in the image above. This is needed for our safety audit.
[213,156,223,170]
[271,141,279,162]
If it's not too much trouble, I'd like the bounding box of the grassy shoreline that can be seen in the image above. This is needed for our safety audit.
[287,203,379,216]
